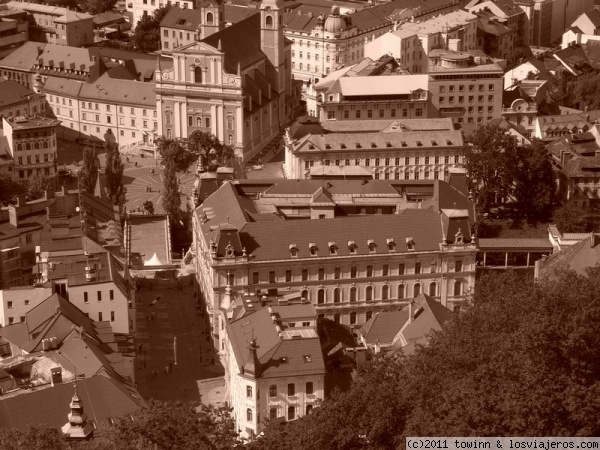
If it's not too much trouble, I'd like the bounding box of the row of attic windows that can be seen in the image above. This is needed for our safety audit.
[289,238,415,257]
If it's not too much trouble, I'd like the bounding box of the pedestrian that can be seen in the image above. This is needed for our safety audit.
[164,365,169,376]
[151,168,155,175]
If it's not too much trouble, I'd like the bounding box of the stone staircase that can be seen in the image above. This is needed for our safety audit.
[245,130,285,167]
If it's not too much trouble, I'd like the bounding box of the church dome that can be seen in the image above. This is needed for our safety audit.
[324,6,346,33]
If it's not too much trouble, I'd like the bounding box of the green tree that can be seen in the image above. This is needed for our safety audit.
[0,173,25,203]
[26,171,50,200]
[104,140,126,206]
[463,124,518,213]
[143,200,154,215]
[510,139,556,222]
[552,200,600,232]
[162,152,181,223]
[106,400,237,450]
[187,131,235,172]
[80,145,100,194]
[133,6,171,52]
[157,138,197,172]
[77,0,116,14]
[0,424,67,450]
[572,72,600,111]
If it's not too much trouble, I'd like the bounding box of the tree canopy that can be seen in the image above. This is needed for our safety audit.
[0,401,237,450]
[104,140,126,206]
[0,173,25,203]
[133,6,171,52]
[156,131,235,173]
[162,150,182,223]
[463,124,518,212]
[572,71,600,111]
[80,145,100,195]
[77,0,116,14]
[552,200,600,232]
[26,171,51,200]
[510,138,556,222]
[249,269,600,449]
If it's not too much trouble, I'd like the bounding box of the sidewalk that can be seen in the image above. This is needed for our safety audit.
[133,285,224,402]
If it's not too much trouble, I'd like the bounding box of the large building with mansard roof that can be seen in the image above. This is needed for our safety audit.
[155,0,301,164]
[193,177,477,344]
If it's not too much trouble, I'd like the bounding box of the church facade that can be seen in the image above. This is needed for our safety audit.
[154,0,300,164]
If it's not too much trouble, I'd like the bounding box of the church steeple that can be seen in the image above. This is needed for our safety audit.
[62,384,94,441]
[260,0,285,94]
[198,0,225,40]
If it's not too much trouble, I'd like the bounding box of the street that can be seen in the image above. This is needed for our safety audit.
[133,283,224,402]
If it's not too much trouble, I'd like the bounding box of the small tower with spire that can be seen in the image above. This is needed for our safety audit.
[62,384,94,441]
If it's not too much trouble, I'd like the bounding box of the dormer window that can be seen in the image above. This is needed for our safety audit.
[225,242,235,258]
[367,240,376,253]
[289,244,298,257]
[340,143,346,149]
[386,238,395,251]
[355,142,362,149]
[370,142,377,148]
[348,240,357,254]
[406,237,415,251]
[325,144,331,149]
[401,141,407,147]
[328,242,337,255]
[309,144,315,149]
[386,142,392,147]
[416,141,423,147]
[446,140,453,145]
[455,229,464,244]
[432,140,438,146]
[309,243,318,256]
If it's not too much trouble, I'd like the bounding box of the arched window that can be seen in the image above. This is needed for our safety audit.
[194,66,202,83]
[317,289,325,304]
[365,286,373,301]
[265,15,273,27]
[350,287,357,302]
[206,12,214,24]
[333,288,340,303]
[196,117,202,127]
[228,134,233,145]
[34,142,39,149]
[429,282,436,296]
[397,284,405,299]
[381,285,389,300]
[246,408,253,422]
[306,405,313,415]
[166,128,172,139]
[301,289,309,301]
[453,280,462,296]
[288,406,295,420]
[414,283,421,297]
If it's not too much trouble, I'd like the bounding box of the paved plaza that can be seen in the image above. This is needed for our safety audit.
[133,284,224,403]
[122,166,196,215]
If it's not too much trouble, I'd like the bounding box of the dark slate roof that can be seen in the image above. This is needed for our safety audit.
[241,209,443,261]
[227,305,325,379]
[537,236,600,279]
[0,294,104,353]
[160,6,203,30]
[202,13,266,73]
[359,309,409,345]
[0,376,144,435]
[478,238,553,250]
[396,293,453,351]
[0,79,38,107]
